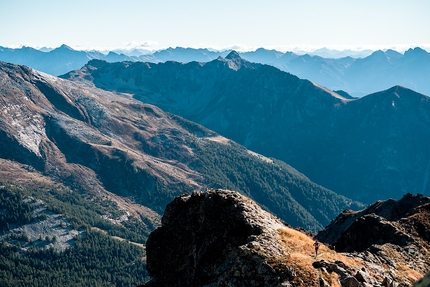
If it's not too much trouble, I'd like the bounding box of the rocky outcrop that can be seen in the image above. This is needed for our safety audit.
[144,189,293,287]
[143,190,429,287]
[317,193,430,251]
[333,214,413,252]
[316,193,430,286]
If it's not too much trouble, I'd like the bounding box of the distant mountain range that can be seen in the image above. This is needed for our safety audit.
[1,45,430,97]
[61,52,430,203]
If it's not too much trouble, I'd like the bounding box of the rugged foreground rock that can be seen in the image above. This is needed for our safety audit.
[144,189,290,287]
[142,190,430,287]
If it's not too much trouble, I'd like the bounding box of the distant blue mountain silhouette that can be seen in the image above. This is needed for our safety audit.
[1,45,429,97]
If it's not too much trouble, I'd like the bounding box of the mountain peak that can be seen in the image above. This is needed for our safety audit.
[404,47,428,57]
[220,50,250,71]
[107,51,119,56]
[385,49,402,58]
[50,44,75,54]
[225,50,241,60]
[382,85,425,97]
[369,50,386,58]
[58,44,74,51]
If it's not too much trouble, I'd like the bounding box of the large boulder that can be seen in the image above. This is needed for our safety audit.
[144,189,293,287]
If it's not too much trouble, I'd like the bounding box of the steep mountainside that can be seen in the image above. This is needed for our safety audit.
[142,189,430,287]
[0,60,361,231]
[62,55,430,203]
[0,182,151,286]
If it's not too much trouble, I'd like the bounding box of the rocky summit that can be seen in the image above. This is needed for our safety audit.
[142,190,429,287]
[144,189,290,287]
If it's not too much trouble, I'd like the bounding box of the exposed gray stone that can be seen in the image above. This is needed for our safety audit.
[145,190,293,287]
[382,277,392,287]
[313,260,350,278]
[143,190,430,287]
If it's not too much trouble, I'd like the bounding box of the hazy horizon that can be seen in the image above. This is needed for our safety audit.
[1,0,429,55]
[2,43,430,57]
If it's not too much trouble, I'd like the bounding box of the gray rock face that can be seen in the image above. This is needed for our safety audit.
[340,276,360,287]
[311,260,382,286]
[334,214,412,252]
[145,189,294,287]
[316,193,430,286]
[355,269,371,284]
[317,193,430,251]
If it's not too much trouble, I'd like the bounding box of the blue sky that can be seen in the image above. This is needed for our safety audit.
[1,0,429,52]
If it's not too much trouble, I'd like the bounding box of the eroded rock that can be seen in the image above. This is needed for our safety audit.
[143,190,430,287]
[144,189,294,287]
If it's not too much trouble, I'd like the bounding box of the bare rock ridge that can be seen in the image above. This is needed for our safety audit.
[316,193,430,286]
[225,50,242,60]
[142,190,430,287]
[316,193,430,252]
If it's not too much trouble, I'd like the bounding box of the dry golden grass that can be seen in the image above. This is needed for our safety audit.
[278,226,364,265]
[274,227,366,286]
[274,226,426,286]
[397,264,423,283]
[0,159,58,189]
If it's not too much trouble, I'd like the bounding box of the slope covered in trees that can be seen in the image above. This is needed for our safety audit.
[0,183,149,286]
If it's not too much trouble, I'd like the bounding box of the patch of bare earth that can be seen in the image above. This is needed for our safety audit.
[204,135,230,144]
[247,150,273,163]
